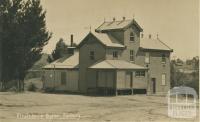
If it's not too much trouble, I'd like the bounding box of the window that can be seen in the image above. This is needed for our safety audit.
[135,71,145,77]
[90,51,94,60]
[162,54,166,63]
[61,72,66,85]
[145,52,150,64]
[130,32,135,41]
[161,74,166,85]
[113,51,118,59]
[130,50,134,61]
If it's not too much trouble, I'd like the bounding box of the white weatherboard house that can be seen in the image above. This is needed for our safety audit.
[43,17,173,95]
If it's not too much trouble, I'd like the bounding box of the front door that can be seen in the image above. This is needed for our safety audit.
[126,72,132,88]
[152,78,156,94]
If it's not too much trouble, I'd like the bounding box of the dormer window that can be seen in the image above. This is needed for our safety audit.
[130,32,135,42]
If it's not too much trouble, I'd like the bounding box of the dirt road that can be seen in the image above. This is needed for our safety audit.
[0,92,199,122]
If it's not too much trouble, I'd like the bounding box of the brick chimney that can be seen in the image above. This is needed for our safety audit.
[149,34,151,39]
[70,34,73,47]
[113,17,116,21]
[122,17,126,21]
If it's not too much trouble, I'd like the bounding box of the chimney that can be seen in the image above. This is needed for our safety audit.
[122,17,126,21]
[141,33,144,38]
[70,34,73,47]
[149,34,151,39]
[113,17,116,21]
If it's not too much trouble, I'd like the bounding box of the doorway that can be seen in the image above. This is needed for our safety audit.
[126,72,133,88]
[151,78,156,94]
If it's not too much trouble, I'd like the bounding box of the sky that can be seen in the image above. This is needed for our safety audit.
[40,0,199,60]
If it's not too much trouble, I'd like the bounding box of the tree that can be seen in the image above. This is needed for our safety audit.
[51,38,67,62]
[0,0,52,91]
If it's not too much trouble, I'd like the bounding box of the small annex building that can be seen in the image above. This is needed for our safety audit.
[43,49,79,92]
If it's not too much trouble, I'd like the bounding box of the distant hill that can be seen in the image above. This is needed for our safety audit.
[25,53,50,79]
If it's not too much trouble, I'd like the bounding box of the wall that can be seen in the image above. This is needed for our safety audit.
[105,48,123,60]
[44,69,79,92]
[136,50,171,95]
[0,23,2,82]
[0,39,1,82]
[116,70,147,89]
[121,25,140,62]
[79,34,106,93]
[105,25,141,61]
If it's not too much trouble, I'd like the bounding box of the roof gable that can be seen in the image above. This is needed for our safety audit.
[140,38,173,52]
[95,19,143,32]
[43,52,79,69]
[78,32,125,48]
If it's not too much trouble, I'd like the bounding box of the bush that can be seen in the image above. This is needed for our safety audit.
[27,82,37,91]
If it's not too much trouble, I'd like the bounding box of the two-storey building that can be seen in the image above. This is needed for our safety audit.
[43,17,173,95]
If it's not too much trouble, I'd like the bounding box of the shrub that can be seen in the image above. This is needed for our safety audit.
[27,82,37,91]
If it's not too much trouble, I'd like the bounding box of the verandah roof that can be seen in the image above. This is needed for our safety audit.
[89,59,147,70]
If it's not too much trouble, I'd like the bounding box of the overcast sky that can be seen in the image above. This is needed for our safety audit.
[41,0,199,60]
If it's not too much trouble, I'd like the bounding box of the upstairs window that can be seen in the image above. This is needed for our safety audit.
[145,52,150,64]
[162,54,166,63]
[113,51,118,59]
[130,32,135,42]
[90,51,94,60]
[135,71,145,77]
[130,50,134,61]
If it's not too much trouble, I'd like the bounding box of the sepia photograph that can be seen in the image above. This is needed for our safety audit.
[0,0,199,122]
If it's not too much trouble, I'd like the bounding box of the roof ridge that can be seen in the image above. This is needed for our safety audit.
[157,38,172,50]
[105,60,117,68]
[104,19,133,23]
[95,21,106,32]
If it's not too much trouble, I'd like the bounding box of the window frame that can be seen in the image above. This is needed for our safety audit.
[135,71,145,77]
[130,50,134,62]
[130,32,135,42]
[90,51,95,60]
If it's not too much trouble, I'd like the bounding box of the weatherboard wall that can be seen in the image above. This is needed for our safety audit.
[135,50,171,95]
[44,69,79,92]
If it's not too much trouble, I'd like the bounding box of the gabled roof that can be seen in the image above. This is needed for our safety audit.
[78,32,125,48]
[43,52,79,69]
[95,19,143,32]
[89,59,147,70]
[140,38,173,52]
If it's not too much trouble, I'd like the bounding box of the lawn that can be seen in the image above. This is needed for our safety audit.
[0,92,199,122]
